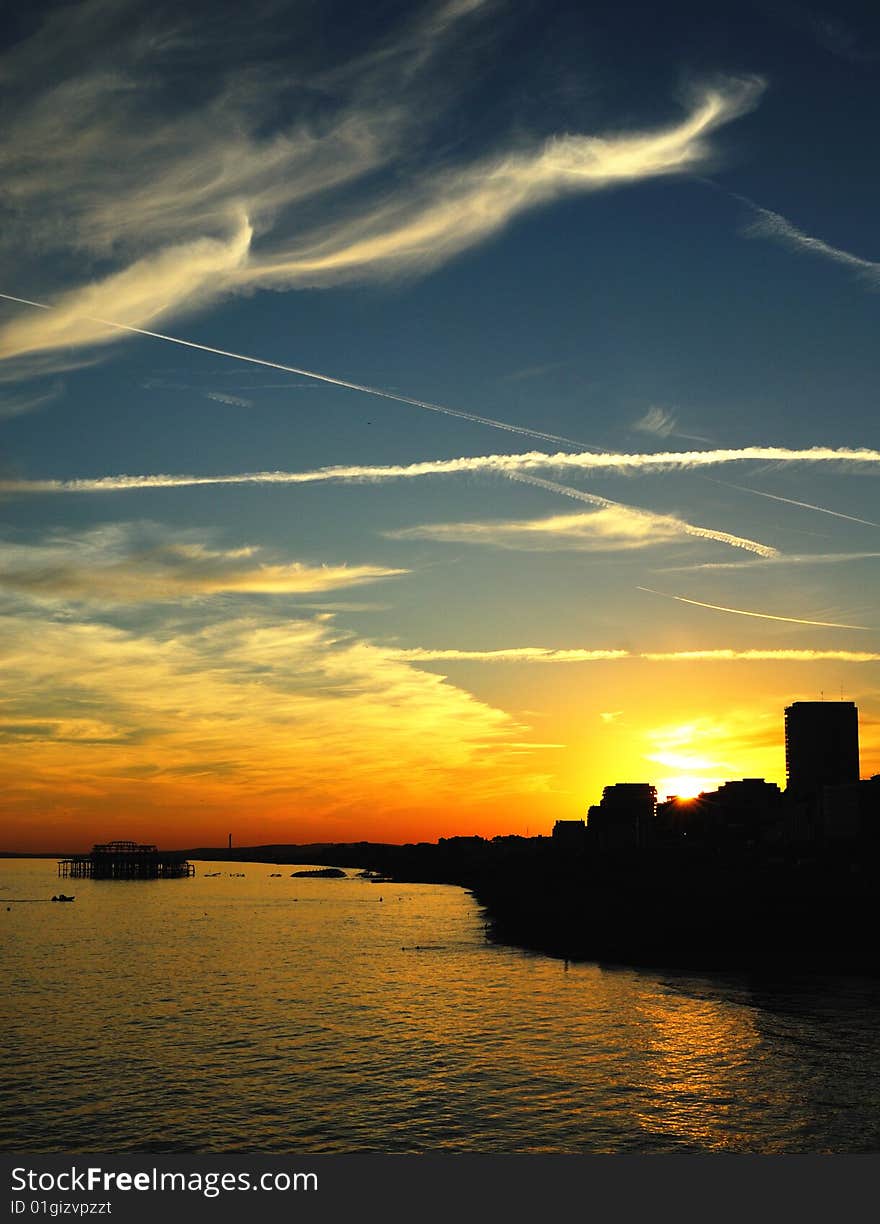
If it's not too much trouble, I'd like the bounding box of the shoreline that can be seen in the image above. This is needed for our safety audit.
[9,840,876,975]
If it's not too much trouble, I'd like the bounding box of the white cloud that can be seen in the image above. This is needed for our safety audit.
[203,390,254,408]
[0,218,253,360]
[389,507,687,551]
[507,472,776,555]
[241,78,764,291]
[388,500,776,556]
[0,0,764,370]
[633,406,678,437]
[631,405,709,443]
[0,524,405,605]
[0,603,550,827]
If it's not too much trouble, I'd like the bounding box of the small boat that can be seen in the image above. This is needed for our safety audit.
[51,894,75,902]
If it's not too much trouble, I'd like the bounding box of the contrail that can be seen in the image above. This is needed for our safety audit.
[640,649,880,661]
[0,291,589,449]
[510,472,778,556]
[387,647,630,663]
[387,645,880,663]
[2,447,880,498]
[740,199,880,279]
[707,476,880,527]
[657,551,880,571]
[636,586,871,630]
[697,179,880,281]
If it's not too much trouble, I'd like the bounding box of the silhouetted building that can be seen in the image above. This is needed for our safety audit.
[860,776,880,845]
[702,778,783,846]
[654,795,698,846]
[819,784,861,841]
[551,819,587,852]
[784,701,859,800]
[588,783,656,851]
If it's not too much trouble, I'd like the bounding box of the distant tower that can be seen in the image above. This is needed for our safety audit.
[784,701,859,799]
[228,833,232,851]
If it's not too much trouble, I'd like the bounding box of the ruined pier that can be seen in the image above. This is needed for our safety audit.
[58,840,195,880]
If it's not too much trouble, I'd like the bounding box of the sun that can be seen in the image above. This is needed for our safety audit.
[657,775,718,801]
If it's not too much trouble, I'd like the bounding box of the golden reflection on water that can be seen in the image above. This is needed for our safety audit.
[631,985,765,1150]
[3,858,880,1153]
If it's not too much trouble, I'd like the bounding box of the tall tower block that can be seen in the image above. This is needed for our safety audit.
[784,701,859,799]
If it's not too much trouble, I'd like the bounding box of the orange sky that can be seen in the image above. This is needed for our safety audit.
[4,610,878,852]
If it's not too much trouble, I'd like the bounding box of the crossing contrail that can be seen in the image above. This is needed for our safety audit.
[707,476,880,527]
[508,471,778,556]
[637,586,871,630]
[0,290,589,449]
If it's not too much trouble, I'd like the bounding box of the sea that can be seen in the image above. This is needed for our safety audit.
[3,856,880,1154]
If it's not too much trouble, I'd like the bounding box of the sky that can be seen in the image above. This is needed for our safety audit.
[2,0,880,851]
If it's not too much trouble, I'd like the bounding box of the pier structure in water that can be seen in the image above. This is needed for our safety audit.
[57,840,196,880]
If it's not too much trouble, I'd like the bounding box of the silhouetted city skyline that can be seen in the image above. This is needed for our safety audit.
[549,699,876,855]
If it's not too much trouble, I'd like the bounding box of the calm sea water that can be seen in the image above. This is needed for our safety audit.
[3,857,880,1154]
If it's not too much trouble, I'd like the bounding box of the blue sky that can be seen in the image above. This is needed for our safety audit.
[2,0,879,848]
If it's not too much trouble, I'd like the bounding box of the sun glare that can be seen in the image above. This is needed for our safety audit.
[658,776,718,801]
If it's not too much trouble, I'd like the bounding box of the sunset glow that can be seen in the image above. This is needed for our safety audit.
[1,0,879,854]
[657,778,719,802]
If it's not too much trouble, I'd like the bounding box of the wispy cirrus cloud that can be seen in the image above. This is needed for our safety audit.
[2,444,878,499]
[0,220,255,360]
[0,0,763,370]
[0,381,63,418]
[203,390,254,408]
[631,405,709,444]
[0,524,405,605]
[388,497,776,558]
[389,507,694,551]
[0,604,553,840]
[238,77,763,292]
